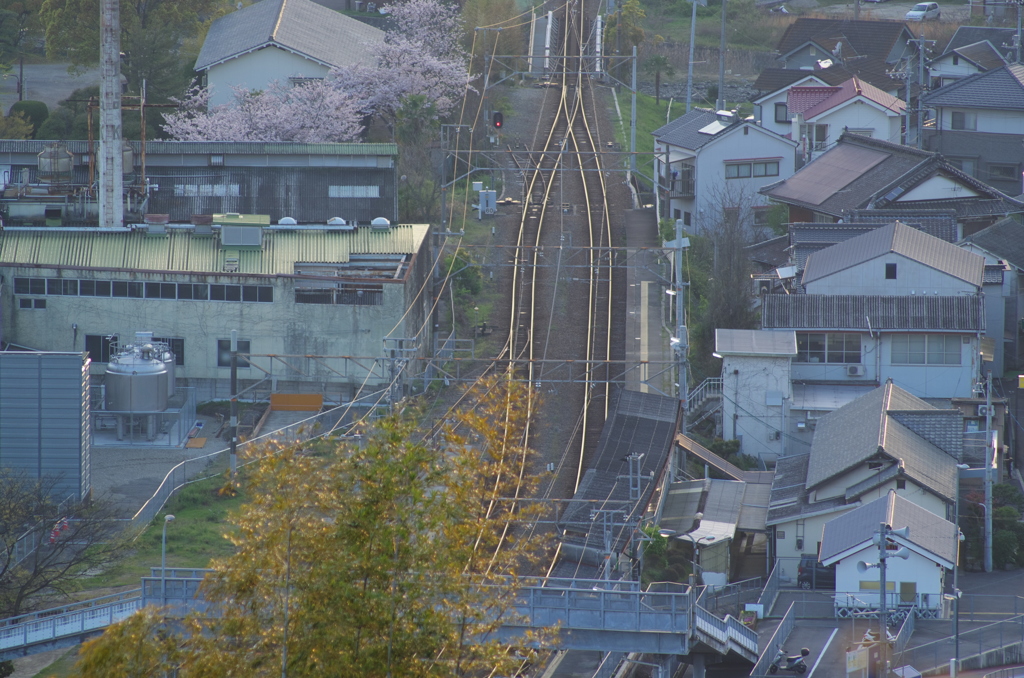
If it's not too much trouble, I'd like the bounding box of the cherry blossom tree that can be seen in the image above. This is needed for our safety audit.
[162,79,363,142]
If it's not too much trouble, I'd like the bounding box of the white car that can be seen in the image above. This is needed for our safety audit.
[906,2,940,20]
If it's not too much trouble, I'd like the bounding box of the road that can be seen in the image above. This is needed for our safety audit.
[812,0,972,23]
[0,63,99,113]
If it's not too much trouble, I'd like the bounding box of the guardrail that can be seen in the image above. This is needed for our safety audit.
[893,605,915,655]
[687,378,722,412]
[750,601,797,677]
[757,562,780,616]
[0,590,141,657]
[694,606,758,657]
[898,614,1024,672]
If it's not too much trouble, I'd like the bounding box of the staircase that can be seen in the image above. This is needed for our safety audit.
[686,377,722,430]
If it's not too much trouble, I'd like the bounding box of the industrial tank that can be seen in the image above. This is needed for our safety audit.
[105,343,169,412]
[36,143,73,184]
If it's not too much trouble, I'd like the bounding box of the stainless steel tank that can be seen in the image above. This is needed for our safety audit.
[105,343,169,411]
[161,347,176,397]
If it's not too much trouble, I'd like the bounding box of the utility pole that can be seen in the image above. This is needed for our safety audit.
[858,522,911,677]
[671,222,690,478]
[229,329,238,478]
[99,0,123,228]
[717,0,727,111]
[984,370,994,573]
[907,37,934,149]
[631,46,637,174]
[685,0,705,113]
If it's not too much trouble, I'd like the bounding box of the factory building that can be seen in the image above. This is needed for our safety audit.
[0,218,432,403]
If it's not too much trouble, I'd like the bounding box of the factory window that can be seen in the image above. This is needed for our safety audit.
[45,279,78,295]
[13,278,46,295]
[329,185,381,198]
[295,282,384,306]
[217,339,251,368]
[153,336,186,366]
[85,334,118,363]
[18,298,46,309]
[80,280,112,296]
[112,281,145,298]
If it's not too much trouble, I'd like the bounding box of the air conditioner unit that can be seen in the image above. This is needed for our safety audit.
[796,538,804,550]
[768,430,781,441]
[977,405,993,416]
[847,364,866,377]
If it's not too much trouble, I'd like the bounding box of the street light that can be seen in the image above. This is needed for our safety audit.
[659,527,716,583]
[162,514,175,606]
[953,462,969,674]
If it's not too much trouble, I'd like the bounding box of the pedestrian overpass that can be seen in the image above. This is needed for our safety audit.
[0,569,759,669]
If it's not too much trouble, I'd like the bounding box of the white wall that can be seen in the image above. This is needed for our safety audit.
[720,354,793,461]
[207,48,330,106]
[774,509,851,563]
[936,106,1024,134]
[754,76,826,136]
[811,100,903,145]
[835,545,944,609]
[803,254,979,296]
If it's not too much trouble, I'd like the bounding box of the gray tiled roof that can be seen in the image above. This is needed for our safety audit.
[775,18,913,64]
[962,217,1024,270]
[806,383,958,501]
[946,27,1016,57]
[921,64,1024,110]
[889,410,964,459]
[801,222,984,286]
[196,0,385,71]
[819,491,956,565]
[761,294,985,331]
[652,108,728,151]
[746,234,791,270]
[766,453,850,525]
[715,329,797,356]
[763,134,1024,219]
[754,57,903,96]
[847,209,958,243]
[953,41,1008,72]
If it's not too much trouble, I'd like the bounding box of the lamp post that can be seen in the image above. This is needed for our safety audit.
[953,462,969,674]
[161,514,175,606]
[660,529,716,584]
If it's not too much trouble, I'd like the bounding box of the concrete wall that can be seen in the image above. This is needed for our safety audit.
[720,354,793,461]
[803,254,979,297]
[809,100,903,146]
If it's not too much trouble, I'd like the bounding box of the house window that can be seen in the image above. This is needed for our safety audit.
[860,581,895,591]
[896,479,907,490]
[777,530,786,539]
[886,263,897,279]
[775,102,789,123]
[951,111,977,130]
[753,206,771,230]
[217,339,251,368]
[868,461,884,470]
[988,164,1019,182]
[799,123,828,150]
[85,334,118,363]
[684,212,692,226]
[891,334,962,365]
[952,54,960,66]
[726,161,779,179]
[947,157,977,177]
[796,332,861,363]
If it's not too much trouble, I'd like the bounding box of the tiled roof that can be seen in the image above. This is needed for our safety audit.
[746,234,791,269]
[0,225,429,276]
[0,140,398,156]
[889,410,963,459]
[802,77,905,119]
[776,18,913,63]
[806,382,958,500]
[946,26,1016,56]
[196,0,384,71]
[953,41,1008,72]
[819,491,956,565]
[963,217,1024,270]
[788,86,841,116]
[652,108,721,150]
[801,222,984,286]
[761,293,985,331]
[755,58,904,97]
[766,452,852,525]
[922,64,1024,110]
[763,133,1024,218]
[847,209,958,243]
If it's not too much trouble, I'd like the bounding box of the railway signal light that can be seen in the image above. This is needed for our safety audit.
[493,111,503,128]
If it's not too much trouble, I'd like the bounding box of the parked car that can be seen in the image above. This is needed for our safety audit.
[905,2,940,20]
[797,555,836,590]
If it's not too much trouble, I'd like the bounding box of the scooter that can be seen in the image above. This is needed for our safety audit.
[767,647,810,674]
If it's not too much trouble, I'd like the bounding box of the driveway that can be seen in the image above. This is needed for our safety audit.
[0,63,100,114]
[813,0,972,23]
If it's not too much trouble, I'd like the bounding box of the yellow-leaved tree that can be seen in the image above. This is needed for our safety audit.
[76,375,550,677]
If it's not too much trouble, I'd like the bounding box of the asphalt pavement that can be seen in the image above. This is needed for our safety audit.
[0,63,100,114]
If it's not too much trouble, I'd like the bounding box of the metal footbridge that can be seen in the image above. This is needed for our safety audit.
[0,569,758,664]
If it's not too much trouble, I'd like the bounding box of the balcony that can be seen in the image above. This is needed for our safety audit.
[664,166,695,198]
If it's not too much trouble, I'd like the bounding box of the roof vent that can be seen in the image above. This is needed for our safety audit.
[327,217,347,225]
[191,214,213,235]
[278,216,297,225]
[371,217,391,230]
[327,216,355,232]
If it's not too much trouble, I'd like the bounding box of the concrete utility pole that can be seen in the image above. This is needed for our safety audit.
[685,0,705,113]
[717,0,726,111]
[984,370,994,573]
[99,0,123,228]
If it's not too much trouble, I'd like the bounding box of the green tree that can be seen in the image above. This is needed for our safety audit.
[395,94,441,223]
[77,377,550,678]
[8,100,46,137]
[642,54,674,105]
[0,110,33,139]
[39,0,234,101]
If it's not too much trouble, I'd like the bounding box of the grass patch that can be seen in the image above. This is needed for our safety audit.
[77,476,243,591]
[31,648,79,678]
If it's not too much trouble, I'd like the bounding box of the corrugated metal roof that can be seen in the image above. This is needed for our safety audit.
[715,329,797,356]
[761,293,984,331]
[195,0,384,71]
[766,141,891,207]
[802,221,984,286]
[0,225,428,276]
[819,491,955,565]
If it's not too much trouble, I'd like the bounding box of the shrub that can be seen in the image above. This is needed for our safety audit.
[9,100,49,138]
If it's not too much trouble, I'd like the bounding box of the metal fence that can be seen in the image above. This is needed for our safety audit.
[893,606,915,655]
[750,601,797,677]
[897,614,1024,672]
[757,562,780,615]
[699,577,764,618]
